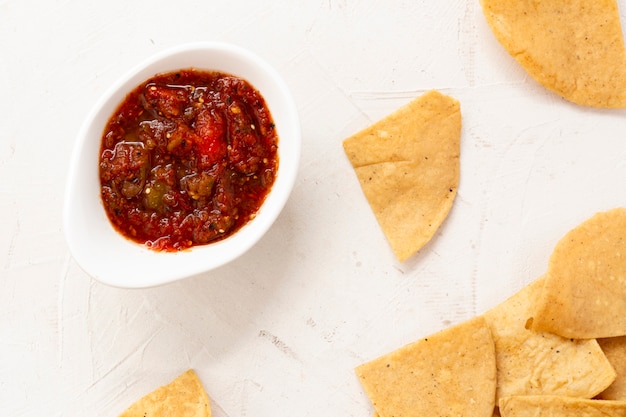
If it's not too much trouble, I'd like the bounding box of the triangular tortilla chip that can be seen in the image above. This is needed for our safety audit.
[118,369,211,417]
[343,90,461,262]
[480,0,626,108]
[598,336,626,400]
[483,277,615,401]
[355,316,496,417]
[531,208,626,338]
[499,395,626,417]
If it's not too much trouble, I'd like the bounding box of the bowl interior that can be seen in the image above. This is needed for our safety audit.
[64,42,300,288]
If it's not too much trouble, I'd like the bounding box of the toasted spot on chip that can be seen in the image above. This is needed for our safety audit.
[118,369,211,417]
[597,336,626,400]
[483,276,615,401]
[531,207,626,339]
[480,0,626,108]
[355,316,496,417]
[343,90,461,262]
[499,395,626,417]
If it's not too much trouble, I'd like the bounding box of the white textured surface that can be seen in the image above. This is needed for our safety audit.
[2,1,626,416]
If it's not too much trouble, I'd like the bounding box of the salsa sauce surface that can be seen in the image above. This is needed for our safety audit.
[99,69,279,251]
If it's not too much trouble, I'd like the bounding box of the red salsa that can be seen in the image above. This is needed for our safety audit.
[99,69,279,251]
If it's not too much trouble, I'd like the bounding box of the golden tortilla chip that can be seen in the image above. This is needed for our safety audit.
[483,277,615,401]
[480,0,626,108]
[531,208,626,339]
[499,395,626,417]
[597,336,626,400]
[118,369,211,417]
[355,316,496,417]
[343,90,461,262]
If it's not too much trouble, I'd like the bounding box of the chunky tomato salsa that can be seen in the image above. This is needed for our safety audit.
[99,69,279,251]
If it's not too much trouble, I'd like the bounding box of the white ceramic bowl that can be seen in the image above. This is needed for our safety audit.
[63,42,301,288]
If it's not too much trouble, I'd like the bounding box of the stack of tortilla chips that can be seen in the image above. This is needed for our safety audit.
[356,208,626,417]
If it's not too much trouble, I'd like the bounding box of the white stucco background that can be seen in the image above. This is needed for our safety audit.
[2,1,626,416]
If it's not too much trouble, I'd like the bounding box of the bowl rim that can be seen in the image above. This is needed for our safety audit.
[63,41,301,288]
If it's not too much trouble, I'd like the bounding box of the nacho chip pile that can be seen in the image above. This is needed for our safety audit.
[343,90,461,262]
[483,277,615,401]
[356,207,626,417]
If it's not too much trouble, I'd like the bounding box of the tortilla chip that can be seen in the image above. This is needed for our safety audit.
[343,90,461,262]
[483,277,616,401]
[597,336,626,400]
[480,0,626,108]
[355,316,496,417]
[531,208,626,339]
[118,369,211,417]
[499,395,626,417]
